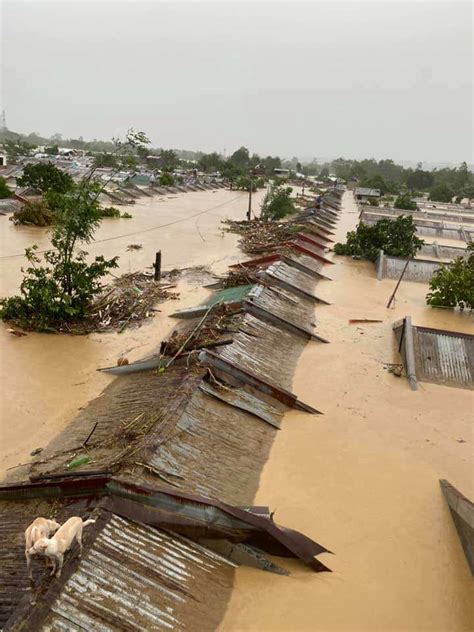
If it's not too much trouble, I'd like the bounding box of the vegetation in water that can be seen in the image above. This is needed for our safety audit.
[0,130,149,331]
[426,244,474,311]
[394,193,417,210]
[260,185,295,221]
[12,200,56,226]
[17,162,75,194]
[159,172,175,187]
[334,215,424,262]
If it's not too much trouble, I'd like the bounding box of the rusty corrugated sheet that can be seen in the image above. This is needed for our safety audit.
[199,381,284,428]
[245,285,326,341]
[413,326,474,389]
[9,512,235,632]
[264,261,330,303]
[219,312,307,389]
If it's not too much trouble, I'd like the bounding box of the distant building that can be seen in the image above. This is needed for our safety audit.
[273,168,290,179]
[355,187,381,202]
[0,153,7,167]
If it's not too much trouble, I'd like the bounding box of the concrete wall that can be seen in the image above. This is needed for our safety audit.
[376,250,442,283]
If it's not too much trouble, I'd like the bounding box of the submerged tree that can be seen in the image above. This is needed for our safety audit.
[0,130,149,331]
[17,162,74,194]
[334,216,424,262]
[426,244,474,311]
[394,193,417,211]
[260,185,295,221]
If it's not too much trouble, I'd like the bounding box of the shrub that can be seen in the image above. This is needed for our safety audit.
[394,193,417,210]
[334,215,424,262]
[260,185,295,221]
[11,200,56,226]
[159,172,175,186]
[99,207,132,219]
[426,244,473,310]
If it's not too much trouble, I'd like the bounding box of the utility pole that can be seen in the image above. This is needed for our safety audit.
[247,174,253,220]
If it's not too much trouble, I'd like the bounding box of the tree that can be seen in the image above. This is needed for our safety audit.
[159,149,179,172]
[426,244,473,310]
[229,146,249,168]
[93,153,118,168]
[0,130,149,331]
[17,163,74,194]
[428,183,453,203]
[260,185,295,221]
[334,216,424,262]
[394,193,417,211]
[45,145,59,155]
[405,167,434,191]
[263,155,282,176]
[159,172,175,186]
[3,137,37,163]
[198,152,224,172]
[0,176,12,199]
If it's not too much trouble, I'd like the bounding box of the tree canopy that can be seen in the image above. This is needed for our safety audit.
[426,244,473,310]
[334,216,424,262]
[17,162,74,194]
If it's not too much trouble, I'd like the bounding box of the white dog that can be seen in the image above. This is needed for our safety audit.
[25,517,61,580]
[30,516,95,578]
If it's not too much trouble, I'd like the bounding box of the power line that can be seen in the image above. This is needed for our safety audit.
[0,194,241,261]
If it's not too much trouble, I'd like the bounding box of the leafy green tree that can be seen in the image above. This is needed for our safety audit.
[426,244,473,310]
[159,149,179,172]
[334,216,424,262]
[405,167,434,191]
[11,200,56,226]
[0,130,149,331]
[45,145,59,155]
[3,137,37,163]
[263,155,282,176]
[230,146,250,168]
[394,193,417,210]
[260,185,295,221]
[17,163,74,193]
[198,152,224,172]
[0,176,12,199]
[428,183,453,203]
[93,153,118,168]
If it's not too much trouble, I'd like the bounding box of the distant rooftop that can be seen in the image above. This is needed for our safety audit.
[355,187,381,197]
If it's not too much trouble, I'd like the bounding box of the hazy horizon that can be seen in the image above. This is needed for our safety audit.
[1,1,472,164]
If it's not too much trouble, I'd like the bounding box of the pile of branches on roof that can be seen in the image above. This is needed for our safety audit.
[223,219,304,255]
[64,271,179,334]
[160,304,241,359]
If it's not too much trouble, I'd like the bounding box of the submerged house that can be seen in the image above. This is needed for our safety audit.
[354,187,381,202]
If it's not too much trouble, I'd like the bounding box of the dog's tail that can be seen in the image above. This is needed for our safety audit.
[83,519,96,528]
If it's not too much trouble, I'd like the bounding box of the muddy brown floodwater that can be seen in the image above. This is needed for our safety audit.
[0,188,265,478]
[221,193,473,632]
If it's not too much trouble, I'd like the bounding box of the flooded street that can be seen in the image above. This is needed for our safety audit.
[221,193,473,631]
[0,188,265,478]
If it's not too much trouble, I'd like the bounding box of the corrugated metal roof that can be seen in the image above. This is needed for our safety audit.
[37,514,235,631]
[355,187,380,196]
[219,311,307,389]
[413,327,474,389]
[264,260,328,302]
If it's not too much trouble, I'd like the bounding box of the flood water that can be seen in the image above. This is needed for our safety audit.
[221,193,474,631]
[0,188,265,478]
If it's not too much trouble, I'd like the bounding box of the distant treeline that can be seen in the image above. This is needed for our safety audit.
[1,128,472,200]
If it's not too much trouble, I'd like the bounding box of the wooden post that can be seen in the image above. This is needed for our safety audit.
[154,250,161,281]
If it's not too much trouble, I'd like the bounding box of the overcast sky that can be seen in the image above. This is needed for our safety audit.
[1,1,472,163]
